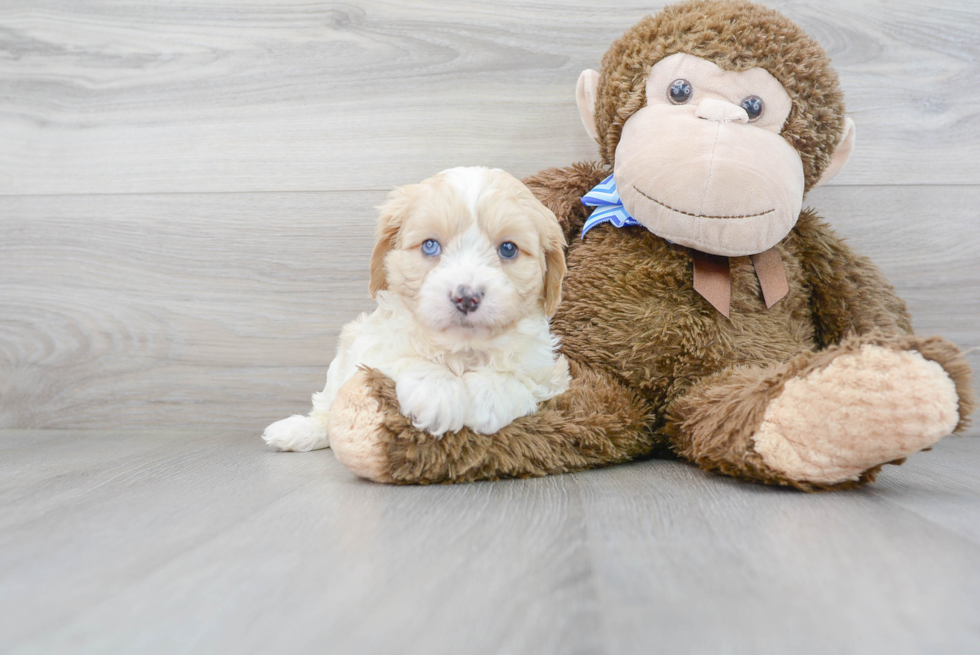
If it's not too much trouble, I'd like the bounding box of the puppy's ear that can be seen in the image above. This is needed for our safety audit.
[369,186,412,297]
[540,206,567,317]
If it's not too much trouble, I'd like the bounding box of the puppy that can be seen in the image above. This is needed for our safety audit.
[262,166,570,452]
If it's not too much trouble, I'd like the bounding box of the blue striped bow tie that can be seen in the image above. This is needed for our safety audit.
[580,174,641,237]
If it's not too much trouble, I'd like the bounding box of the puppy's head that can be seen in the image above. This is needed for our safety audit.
[369,166,566,338]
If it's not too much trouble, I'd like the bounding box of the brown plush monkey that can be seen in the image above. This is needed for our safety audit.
[328,0,975,490]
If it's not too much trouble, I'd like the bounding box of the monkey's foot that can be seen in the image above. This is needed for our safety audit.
[668,333,973,490]
[752,344,960,485]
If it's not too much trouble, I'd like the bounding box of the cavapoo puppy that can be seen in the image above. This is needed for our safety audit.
[262,166,570,452]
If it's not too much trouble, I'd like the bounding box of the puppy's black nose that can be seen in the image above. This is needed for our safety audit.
[451,285,484,314]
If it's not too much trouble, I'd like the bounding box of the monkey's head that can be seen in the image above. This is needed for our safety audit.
[577,0,855,257]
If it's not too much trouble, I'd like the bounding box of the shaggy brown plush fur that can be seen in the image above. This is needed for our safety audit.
[364,361,660,484]
[329,0,975,490]
[789,213,915,346]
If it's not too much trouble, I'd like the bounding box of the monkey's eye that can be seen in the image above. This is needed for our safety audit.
[498,241,519,260]
[668,79,693,104]
[421,239,441,257]
[740,95,764,122]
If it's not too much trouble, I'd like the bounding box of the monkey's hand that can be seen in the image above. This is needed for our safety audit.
[328,363,657,484]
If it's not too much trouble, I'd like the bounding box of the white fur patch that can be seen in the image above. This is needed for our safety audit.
[440,166,491,215]
[753,345,960,484]
[307,291,568,440]
[262,414,329,452]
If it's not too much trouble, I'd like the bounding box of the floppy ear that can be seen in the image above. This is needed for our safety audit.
[369,187,411,298]
[540,207,567,317]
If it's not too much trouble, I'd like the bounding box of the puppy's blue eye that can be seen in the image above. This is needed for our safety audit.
[498,241,518,259]
[421,239,441,257]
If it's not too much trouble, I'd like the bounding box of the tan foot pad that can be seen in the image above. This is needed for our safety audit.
[328,371,394,483]
[753,345,959,485]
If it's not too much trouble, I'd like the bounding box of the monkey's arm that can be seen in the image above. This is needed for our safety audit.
[327,360,659,484]
[791,210,913,347]
[523,162,608,243]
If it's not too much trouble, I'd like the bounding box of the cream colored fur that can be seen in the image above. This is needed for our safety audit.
[814,117,856,187]
[576,69,600,141]
[327,370,393,482]
[614,53,803,257]
[752,345,960,484]
[262,166,570,452]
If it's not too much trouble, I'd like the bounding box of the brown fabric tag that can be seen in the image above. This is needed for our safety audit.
[750,247,789,309]
[691,250,731,318]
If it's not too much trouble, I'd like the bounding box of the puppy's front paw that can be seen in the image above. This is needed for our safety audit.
[262,414,330,452]
[463,372,539,435]
[395,370,468,437]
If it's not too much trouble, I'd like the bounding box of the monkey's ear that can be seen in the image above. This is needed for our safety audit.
[576,69,600,142]
[369,188,410,298]
[814,117,856,187]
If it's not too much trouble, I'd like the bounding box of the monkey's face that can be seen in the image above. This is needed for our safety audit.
[588,52,831,257]
[614,53,804,256]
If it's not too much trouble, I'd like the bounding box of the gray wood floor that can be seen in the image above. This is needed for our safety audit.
[2,429,979,655]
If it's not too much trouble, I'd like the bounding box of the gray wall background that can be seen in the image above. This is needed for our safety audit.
[1,0,978,431]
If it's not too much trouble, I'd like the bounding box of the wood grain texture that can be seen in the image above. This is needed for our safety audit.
[868,436,980,547]
[3,5,977,651]
[0,190,381,429]
[1,1,978,431]
[2,185,977,431]
[1,429,979,654]
[575,449,980,655]
[1,0,979,195]
[0,430,601,655]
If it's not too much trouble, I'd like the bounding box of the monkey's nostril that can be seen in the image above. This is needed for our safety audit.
[451,285,484,314]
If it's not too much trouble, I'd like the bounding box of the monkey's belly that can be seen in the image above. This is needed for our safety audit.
[553,227,815,404]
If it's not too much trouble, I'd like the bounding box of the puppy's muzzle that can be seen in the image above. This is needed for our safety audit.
[451,285,484,314]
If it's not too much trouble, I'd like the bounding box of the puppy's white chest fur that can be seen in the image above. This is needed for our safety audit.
[262,292,569,451]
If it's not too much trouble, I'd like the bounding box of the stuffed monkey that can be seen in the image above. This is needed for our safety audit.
[328,0,975,490]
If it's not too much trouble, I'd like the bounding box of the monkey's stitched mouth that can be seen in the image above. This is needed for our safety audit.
[633,186,775,220]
